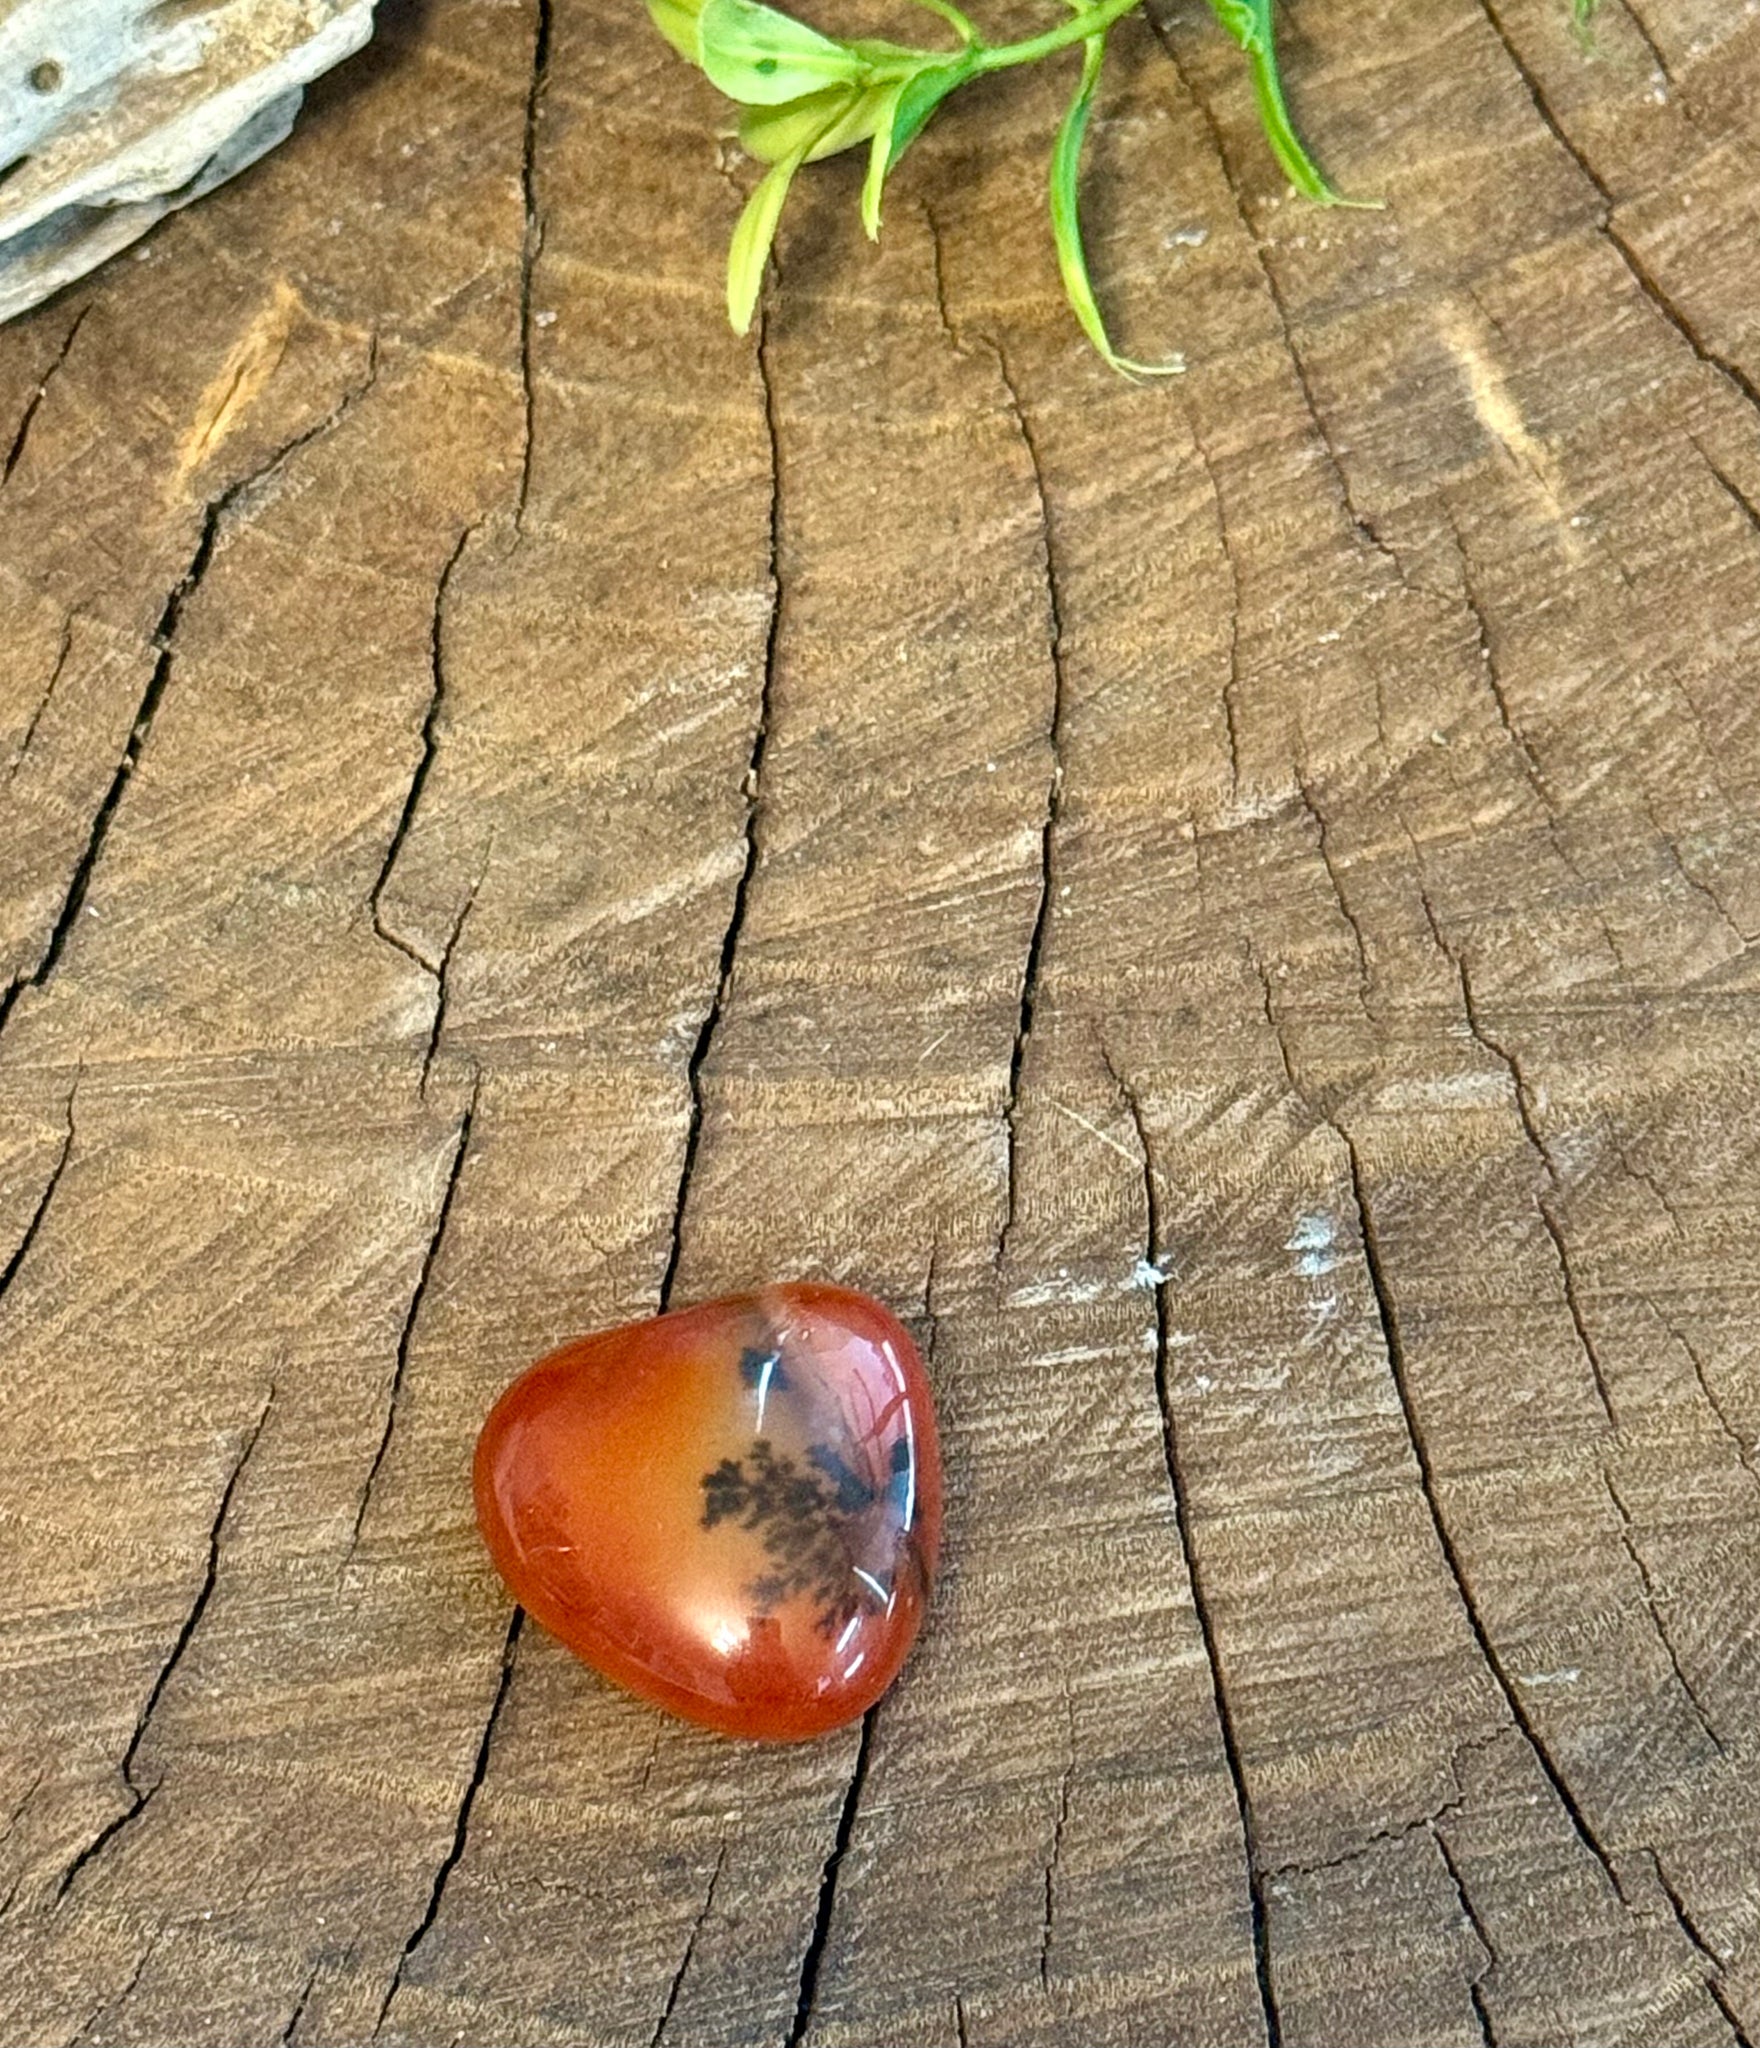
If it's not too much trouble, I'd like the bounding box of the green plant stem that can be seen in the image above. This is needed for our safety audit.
[971,0,1142,73]
[903,0,980,45]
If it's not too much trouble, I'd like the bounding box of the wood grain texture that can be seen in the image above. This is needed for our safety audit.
[2,0,1759,2041]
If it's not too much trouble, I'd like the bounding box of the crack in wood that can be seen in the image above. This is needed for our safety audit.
[1704,1968,1751,2044]
[1184,410,1246,801]
[991,341,1066,1266]
[1249,944,1299,1097]
[660,303,783,1311]
[0,347,380,1058]
[1639,794,1757,950]
[0,529,214,1047]
[1142,8,1411,592]
[367,521,495,1093]
[1446,512,1648,980]
[2,305,89,490]
[1647,1301,1760,1492]
[0,1768,44,1848]
[1339,1133,1629,1904]
[1534,1201,1618,1430]
[1472,2,1614,200]
[1447,511,1557,811]
[419,857,486,1097]
[921,203,961,353]
[1449,508,1677,978]
[8,611,77,784]
[1613,1141,1686,1238]
[370,521,475,965]
[1110,1057,1282,2048]
[1379,816,1736,1792]
[1601,1469,1727,1757]
[1038,1680,1076,1995]
[1433,1827,1500,2047]
[1617,0,1676,89]
[4,7,1757,2032]
[373,1605,524,2037]
[1643,1849,1755,2048]
[785,1705,876,2048]
[1293,770,1372,1013]
[1475,0,1760,421]
[0,1083,75,1311]
[349,1082,478,1555]
[72,1930,157,2047]
[516,0,554,530]
[57,1384,274,1901]
[279,1954,324,2048]
[1264,1728,1508,1886]
[649,1842,728,2048]
[1694,440,1760,544]
[1450,953,1619,1432]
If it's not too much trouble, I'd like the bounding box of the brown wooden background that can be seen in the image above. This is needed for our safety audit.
[4,0,1760,2041]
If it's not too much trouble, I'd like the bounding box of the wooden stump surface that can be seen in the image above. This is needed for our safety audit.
[4,1,1760,2042]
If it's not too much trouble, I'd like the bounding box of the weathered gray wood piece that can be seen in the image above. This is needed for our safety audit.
[0,0,376,325]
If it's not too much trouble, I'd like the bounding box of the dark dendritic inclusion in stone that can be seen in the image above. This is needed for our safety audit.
[701,1438,869,1633]
[703,1334,916,1634]
[699,1428,916,1634]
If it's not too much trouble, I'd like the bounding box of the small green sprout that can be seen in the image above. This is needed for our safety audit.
[650,0,1595,368]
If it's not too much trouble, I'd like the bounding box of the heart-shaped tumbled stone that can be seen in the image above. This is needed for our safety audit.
[473,1284,942,1741]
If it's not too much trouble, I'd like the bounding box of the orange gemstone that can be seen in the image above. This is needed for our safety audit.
[473,1284,942,1741]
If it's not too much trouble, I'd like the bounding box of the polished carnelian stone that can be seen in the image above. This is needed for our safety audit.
[473,1284,942,1741]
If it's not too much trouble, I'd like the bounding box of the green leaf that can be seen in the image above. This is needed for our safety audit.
[727,92,853,332]
[728,150,801,332]
[1048,29,1182,377]
[850,54,976,242]
[1206,0,1363,206]
[861,85,904,238]
[886,55,975,172]
[739,84,886,165]
[696,0,869,106]
[647,0,705,62]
